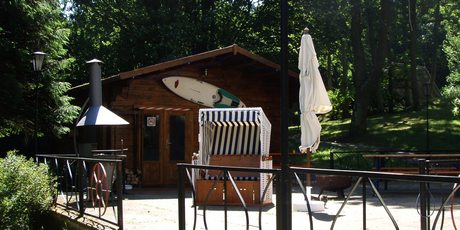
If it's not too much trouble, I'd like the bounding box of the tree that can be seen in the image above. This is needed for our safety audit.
[63,0,455,135]
[430,0,442,84]
[349,0,393,136]
[442,1,460,116]
[409,0,421,110]
[67,0,225,82]
[0,1,79,141]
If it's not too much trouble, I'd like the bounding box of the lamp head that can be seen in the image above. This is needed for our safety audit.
[32,51,46,71]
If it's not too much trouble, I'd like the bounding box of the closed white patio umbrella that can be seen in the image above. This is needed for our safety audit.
[298,27,332,153]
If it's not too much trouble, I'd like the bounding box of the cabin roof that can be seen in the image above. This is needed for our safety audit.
[72,44,298,90]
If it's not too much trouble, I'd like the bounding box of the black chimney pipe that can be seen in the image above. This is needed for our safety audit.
[88,59,103,107]
[76,59,129,126]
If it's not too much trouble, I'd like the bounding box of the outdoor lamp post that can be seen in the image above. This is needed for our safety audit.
[32,51,46,72]
[32,51,46,155]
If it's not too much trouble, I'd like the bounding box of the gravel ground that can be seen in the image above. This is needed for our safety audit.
[119,181,460,230]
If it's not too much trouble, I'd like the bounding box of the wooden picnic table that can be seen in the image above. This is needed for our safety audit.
[364,153,460,190]
[363,153,460,174]
[363,153,460,159]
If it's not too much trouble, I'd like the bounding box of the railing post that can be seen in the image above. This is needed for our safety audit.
[362,177,367,230]
[280,0,291,228]
[178,164,186,230]
[117,160,124,230]
[330,151,335,169]
[276,170,283,230]
[419,159,429,230]
[121,156,127,195]
[78,159,85,217]
[224,170,228,230]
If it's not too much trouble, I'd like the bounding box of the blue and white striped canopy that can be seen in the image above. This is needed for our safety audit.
[199,108,271,159]
[201,109,260,122]
[209,120,260,155]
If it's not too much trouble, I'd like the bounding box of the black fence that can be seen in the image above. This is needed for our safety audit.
[36,154,124,230]
[178,162,460,230]
[329,150,460,170]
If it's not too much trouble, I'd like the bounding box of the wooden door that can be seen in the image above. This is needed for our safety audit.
[141,112,162,186]
[162,110,190,184]
[140,109,192,186]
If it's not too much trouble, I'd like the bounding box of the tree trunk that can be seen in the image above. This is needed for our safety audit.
[373,86,385,113]
[409,0,420,110]
[430,0,441,88]
[350,0,368,136]
[340,44,350,118]
[327,53,333,89]
[195,0,216,53]
[404,64,413,107]
[366,0,377,56]
[388,62,395,113]
[350,0,392,136]
[370,0,392,114]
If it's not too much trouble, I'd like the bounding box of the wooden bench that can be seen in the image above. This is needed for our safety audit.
[377,166,460,190]
[379,167,460,175]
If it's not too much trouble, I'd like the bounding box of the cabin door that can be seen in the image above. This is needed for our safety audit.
[140,109,191,186]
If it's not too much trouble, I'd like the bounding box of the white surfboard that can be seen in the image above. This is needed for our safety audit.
[162,76,246,108]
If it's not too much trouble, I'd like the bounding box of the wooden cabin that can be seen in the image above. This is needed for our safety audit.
[68,44,299,187]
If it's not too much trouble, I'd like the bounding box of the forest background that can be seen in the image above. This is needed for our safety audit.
[0,0,459,152]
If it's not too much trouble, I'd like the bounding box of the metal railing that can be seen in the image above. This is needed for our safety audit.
[36,154,124,230]
[178,163,460,230]
[329,149,460,170]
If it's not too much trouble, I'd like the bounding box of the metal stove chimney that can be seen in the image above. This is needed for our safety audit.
[76,59,129,126]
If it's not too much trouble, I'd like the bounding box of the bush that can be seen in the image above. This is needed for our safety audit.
[0,151,57,229]
[328,89,353,120]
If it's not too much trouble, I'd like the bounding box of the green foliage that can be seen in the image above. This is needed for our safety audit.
[0,151,57,229]
[287,100,460,170]
[3,0,454,140]
[0,0,80,138]
[68,0,220,79]
[442,28,460,116]
[328,89,353,119]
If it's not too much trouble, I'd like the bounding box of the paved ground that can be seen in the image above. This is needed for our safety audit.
[117,181,460,230]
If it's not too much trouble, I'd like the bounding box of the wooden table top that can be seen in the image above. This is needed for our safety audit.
[270,152,310,156]
[363,153,460,158]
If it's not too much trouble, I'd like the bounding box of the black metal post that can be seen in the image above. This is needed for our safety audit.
[280,0,291,229]
[362,177,367,230]
[78,159,85,217]
[275,170,284,230]
[34,71,40,155]
[121,142,127,194]
[224,170,228,230]
[178,164,186,230]
[424,82,430,151]
[330,151,335,169]
[32,51,45,155]
[122,158,126,194]
[116,161,124,230]
[419,159,428,230]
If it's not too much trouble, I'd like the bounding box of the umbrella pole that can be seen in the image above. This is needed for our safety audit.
[306,148,311,186]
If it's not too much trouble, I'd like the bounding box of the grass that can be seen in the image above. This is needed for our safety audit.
[321,100,460,150]
[288,99,460,169]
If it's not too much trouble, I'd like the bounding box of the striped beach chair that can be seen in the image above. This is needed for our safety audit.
[194,107,272,205]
